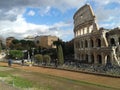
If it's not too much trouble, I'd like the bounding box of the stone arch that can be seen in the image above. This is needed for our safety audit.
[91,54,94,64]
[119,37,120,45]
[110,38,116,46]
[85,54,88,63]
[97,55,102,64]
[85,40,88,48]
[97,39,101,47]
[81,41,83,48]
[90,39,94,47]
[106,55,112,66]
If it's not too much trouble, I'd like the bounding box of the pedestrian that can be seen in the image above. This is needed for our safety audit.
[21,59,24,66]
[8,59,12,67]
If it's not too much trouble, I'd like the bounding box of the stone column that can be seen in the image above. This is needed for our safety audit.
[101,53,106,65]
[88,53,91,63]
[88,39,90,48]
[94,52,97,64]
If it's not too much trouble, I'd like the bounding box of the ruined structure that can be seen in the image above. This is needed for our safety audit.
[73,4,120,66]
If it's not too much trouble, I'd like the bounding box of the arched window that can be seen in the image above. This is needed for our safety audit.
[110,38,116,46]
[85,40,88,48]
[97,39,101,47]
[97,55,102,64]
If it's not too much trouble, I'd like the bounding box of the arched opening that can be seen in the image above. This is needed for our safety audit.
[106,55,112,66]
[91,54,94,64]
[85,40,88,48]
[81,41,83,48]
[119,37,120,45]
[90,39,94,47]
[97,39,101,47]
[97,55,102,64]
[110,38,116,46]
[85,54,88,63]
[81,54,84,61]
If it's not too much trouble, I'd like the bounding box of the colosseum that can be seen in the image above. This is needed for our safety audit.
[73,4,120,66]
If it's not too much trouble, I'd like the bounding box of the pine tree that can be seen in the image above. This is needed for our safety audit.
[57,45,64,65]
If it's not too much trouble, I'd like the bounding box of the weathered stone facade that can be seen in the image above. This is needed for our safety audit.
[73,4,120,66]
[34,35,58,49]
[6,37,15,48]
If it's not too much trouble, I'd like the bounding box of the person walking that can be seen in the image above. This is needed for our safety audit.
[21,59,24,66]
[8,59,12,67]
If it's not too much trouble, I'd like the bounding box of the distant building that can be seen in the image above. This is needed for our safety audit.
[34,35,58,48]
[24,36,34,41]
[73,4,120,66]
[6,37,15,48]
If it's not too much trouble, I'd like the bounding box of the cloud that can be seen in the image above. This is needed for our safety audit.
[0,15,73,41]
[28,10,35,16]
[0,0,120,41]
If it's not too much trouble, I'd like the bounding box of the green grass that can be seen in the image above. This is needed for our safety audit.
[8,76,33,88]
[0,72,9,77]
[0,66,119,90]
[0,69,33,88]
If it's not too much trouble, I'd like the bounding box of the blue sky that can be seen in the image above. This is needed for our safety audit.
[0,0,120,41]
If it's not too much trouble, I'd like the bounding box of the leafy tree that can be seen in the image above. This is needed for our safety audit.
[35,54,43,65]
[43,55,51,65]
[57,45,64,65]
[9,50,24,59]
[12,39,20,44]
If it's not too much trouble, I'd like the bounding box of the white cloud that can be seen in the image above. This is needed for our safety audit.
[0,15,73,41]
[28,10,35,16]
[0,0,120,41]
[39,6,51,16]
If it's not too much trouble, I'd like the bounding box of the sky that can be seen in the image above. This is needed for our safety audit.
[0,0,120,41]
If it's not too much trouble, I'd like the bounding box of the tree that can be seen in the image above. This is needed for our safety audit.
[57,45,64,65]
[35,54,43,65]
[43,55,51,66]
[9,50,24,59]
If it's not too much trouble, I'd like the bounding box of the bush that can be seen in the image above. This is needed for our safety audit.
[43,55,51,65]
[35,54,43,65]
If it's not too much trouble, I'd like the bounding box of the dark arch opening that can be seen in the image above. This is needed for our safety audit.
[110,38,116,46]
[97,55,102,64]
[97,39,101,47]
[91,39,94,47]
[106,55,112,67]
[91,54,94,64]
[81,41,83,48]
[85,40,88,48]
[119,37,120,45]
[85,54,88,63]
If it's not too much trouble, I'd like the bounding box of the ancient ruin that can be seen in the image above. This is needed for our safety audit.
[73,4,120,66]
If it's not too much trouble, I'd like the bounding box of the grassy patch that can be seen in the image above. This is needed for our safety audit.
[31,72,119,90]
[8,76,33,88]
[0,71,9,77]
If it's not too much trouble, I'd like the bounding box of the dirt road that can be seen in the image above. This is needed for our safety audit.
[0,62,120,89]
